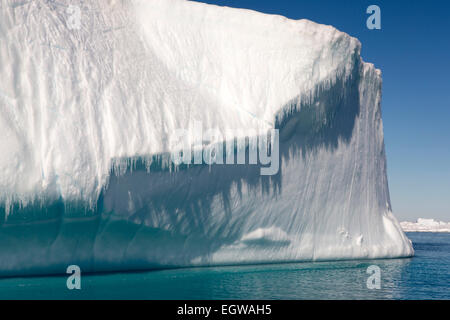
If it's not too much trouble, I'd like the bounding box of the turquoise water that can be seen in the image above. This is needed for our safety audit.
[0,232,448,299]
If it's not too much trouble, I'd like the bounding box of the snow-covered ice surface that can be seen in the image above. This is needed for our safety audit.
[0,0,413,276]
[401,219,450,233]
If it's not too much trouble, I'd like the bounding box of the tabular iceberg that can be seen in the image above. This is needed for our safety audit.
[401,219,450,233]
[0,0,413,276]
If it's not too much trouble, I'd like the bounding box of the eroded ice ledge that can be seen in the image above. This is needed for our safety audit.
[1,0,362,208]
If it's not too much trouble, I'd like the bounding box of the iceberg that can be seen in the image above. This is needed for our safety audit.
[0,0,413,276]
[401,219,450,233]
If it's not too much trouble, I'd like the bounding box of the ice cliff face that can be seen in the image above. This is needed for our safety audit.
[0,0,413,276]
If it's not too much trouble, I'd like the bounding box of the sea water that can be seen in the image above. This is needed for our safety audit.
[0,232,448,300]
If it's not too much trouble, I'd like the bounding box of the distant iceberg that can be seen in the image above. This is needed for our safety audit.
[401,219,450,233]
[0,0,413,276]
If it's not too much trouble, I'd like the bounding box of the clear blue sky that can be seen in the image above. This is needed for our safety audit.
[194,0,450,221]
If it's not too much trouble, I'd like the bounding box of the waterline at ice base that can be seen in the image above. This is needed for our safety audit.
[0,0,413,277]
